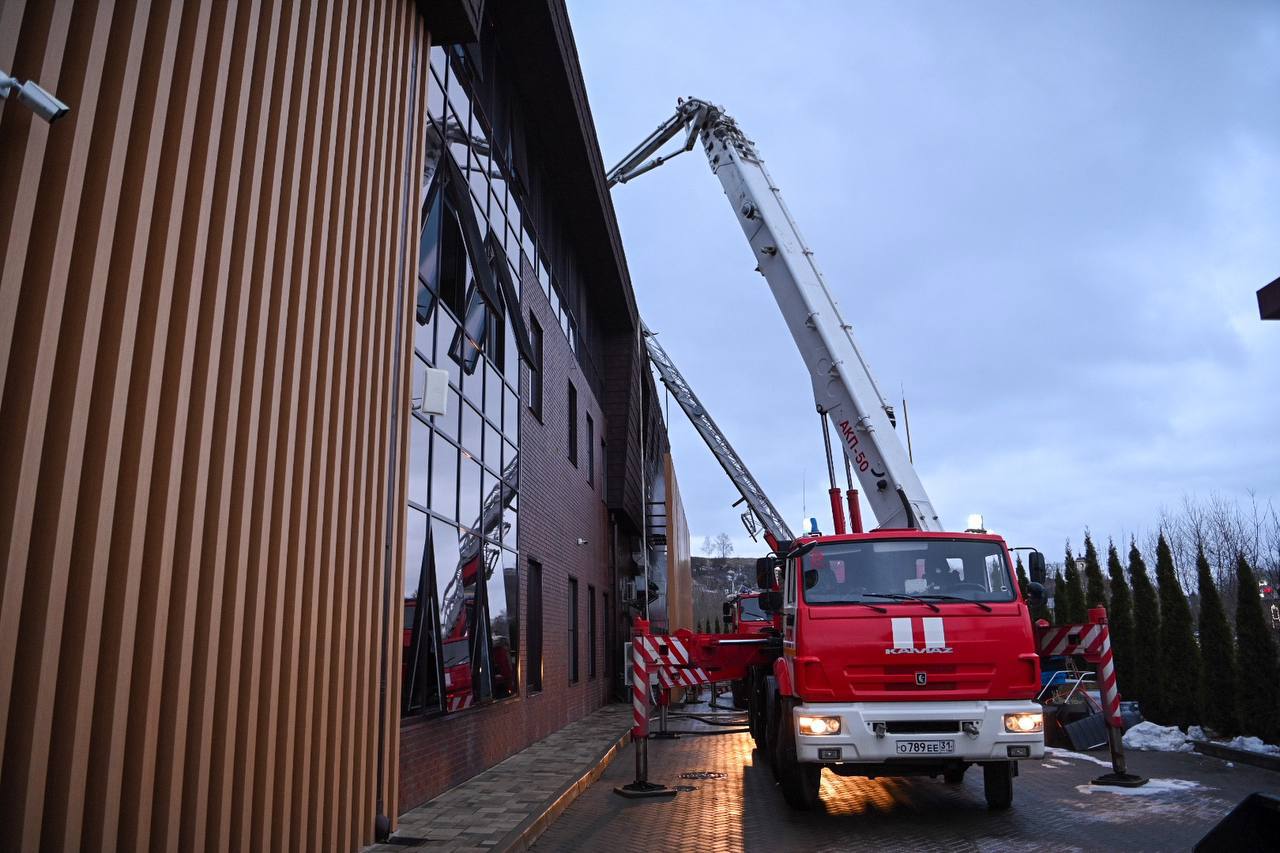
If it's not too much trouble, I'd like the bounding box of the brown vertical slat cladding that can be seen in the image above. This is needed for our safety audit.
[0,1,427,850]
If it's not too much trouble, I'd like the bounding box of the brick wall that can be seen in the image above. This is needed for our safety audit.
[397,262,615,810]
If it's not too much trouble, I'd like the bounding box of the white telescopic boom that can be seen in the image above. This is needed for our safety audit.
[611,98,941,531]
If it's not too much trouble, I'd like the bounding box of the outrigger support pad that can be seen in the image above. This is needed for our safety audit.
[614,780,678,799]
[1091,771,1148,788]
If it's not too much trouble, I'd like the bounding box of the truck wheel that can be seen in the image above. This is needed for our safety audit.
[748,673,768,749]
[983,762,1013,810]
[943,765,966,785]
[775,699,822,810]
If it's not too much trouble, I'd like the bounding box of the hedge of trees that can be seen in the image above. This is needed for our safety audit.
[1037,514,1280,742]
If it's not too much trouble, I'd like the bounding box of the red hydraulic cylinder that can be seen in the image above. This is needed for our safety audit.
[846,489,863,533]
[828,488,847,535]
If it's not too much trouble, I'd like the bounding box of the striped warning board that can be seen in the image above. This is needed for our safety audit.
[637,635,712,687]
[1037,622,1105,658]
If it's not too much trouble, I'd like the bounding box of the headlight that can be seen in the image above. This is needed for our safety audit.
[798,715,842,735]
[1003,712,1043,734]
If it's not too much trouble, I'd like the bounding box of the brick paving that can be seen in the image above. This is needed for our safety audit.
[534,701,1280,852]
[371,703,632,852]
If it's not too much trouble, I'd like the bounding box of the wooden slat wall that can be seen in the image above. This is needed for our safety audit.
[0,1,427,850]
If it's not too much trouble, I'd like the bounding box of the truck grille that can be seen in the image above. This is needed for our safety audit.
[844,663,995,698]
[883,720,961,734]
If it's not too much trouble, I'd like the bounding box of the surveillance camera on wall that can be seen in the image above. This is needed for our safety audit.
[0,71,70,124]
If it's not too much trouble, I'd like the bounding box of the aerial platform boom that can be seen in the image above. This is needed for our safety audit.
[611,98,940,531]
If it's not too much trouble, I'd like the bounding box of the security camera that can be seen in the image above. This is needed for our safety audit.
[576,537,588,546]
[0,70,70,124]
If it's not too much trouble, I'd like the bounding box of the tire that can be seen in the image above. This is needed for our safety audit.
[748,672,768,749]
[943,765,966,785]
[983,761,1014,810]
[731,679,749,710]
[775,698,822,810]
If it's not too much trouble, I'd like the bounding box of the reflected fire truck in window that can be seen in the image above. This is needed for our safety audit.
[607,98,1141,810]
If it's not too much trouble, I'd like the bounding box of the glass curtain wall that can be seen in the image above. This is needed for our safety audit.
[403,46,535,718]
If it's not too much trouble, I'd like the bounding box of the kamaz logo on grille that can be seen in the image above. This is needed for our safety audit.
[885,617,954,655]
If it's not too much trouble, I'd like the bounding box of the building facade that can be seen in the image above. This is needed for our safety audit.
[0,0,686,849]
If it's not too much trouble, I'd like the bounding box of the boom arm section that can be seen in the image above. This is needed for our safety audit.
[643,323,793,549]
[611,99,941,531]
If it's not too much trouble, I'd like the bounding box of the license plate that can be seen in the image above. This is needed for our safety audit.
[895,739,955,755]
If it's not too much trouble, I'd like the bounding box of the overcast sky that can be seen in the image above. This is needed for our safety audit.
[567,1,1280,560]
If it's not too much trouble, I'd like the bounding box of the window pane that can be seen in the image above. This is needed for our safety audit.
[486,543,516,700]
[461,403,482,459]
[568,578,579,684]
[484,361,502,423]
[436,307,461,389]
[503,387,519,441]
[528,560,543,692]
[567,381,578,466]
[403,507,441,715]
[430,436,458,521]
[436,386,460,442]
[433,517,479,711]
[588,586,596,679]
[484,422,501,471]
[459,452,482,529]
[409,417,430,508]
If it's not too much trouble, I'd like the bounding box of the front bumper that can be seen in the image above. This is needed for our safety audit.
[793,699,1045,765]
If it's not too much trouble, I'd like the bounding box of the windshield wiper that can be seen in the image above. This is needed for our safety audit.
[917,593,993,612]
[861,592,940,613]
[848,601,888,613]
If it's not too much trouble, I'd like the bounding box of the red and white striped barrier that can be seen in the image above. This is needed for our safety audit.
[636,634,712,687]
[1037,622,1105,658]
[632,631,648,740]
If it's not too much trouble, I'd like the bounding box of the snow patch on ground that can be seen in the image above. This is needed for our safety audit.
[1122,722,1194,752]
[1216,735,1280,757]
[1075,778,1203,796]
[1045,747,1114,768]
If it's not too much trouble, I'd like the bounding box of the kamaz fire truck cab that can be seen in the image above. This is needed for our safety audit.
[750,531,1044,809]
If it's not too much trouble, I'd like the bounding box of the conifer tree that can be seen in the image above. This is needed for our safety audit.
[1016,555,1034,629]
[1083,533,1108,609]
[1196,547,1237,736]
[1234,554,1280,742]
[1056,545,1074,624]
[1062,549,1087,625]
[1128,540,1162,717]
[1155,533,1202,728]
[1105,542,1137,711]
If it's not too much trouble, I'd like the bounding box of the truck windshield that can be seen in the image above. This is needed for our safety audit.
[738,597,769,622]
[801,539,1016,605]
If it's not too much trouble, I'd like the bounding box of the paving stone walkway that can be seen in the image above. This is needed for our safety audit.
[368,703,632,852]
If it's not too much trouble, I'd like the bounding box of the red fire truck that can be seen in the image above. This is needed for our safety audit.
[612,98,1048,810]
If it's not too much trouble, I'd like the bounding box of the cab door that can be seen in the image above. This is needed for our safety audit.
[783,557,798,649]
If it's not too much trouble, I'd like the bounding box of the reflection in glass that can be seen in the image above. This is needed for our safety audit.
[486,543,516,700]
[461,403,483,459]
[484,361,502,421]
[459,453,482,528]
[430,436,458,520]
[403,508,441,715]
[437,387,460,442]
[432,517,478,710]
[409,417,430,508]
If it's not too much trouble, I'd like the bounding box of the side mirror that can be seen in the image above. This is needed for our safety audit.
[755,555,778,590]
[1027,581,1046,608]
[722,602,733,619]
[759,590,783,612]
[1028,551,1046,585]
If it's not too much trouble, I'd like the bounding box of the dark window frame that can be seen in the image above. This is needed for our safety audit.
[587,584,597,679]
[568,576,580,684]
[567,380,578,467]
[529,315,543,419]
[585,414,594,486]
[528,559,543,694]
